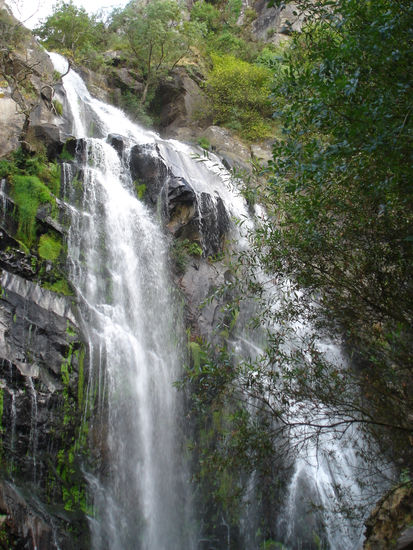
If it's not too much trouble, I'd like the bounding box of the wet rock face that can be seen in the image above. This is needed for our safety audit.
[129,143,230,256]
[129,143,170,206]
[197,193,230,257]
[107,133,126,158]
[0,268,89,549]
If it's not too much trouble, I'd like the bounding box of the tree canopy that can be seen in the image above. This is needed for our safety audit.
[34,1,107,62]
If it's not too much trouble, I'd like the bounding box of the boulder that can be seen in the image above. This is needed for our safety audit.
[155,68,209,135]
[107,133,126,158]
[201,126,251,171]
[164,175,198,239]
[129,143,170,206]
[26,123,64,158]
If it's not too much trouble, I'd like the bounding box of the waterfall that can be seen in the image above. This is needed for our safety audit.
[48,52,379,549]
[50,53,194,550]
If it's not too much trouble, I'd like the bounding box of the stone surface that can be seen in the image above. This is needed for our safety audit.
[107,133,127,158]
[0,2,61,156]
[180,258,228,342]
[364,486,413,550]
[156,68,207,135]
[201,126,252,171]
[129,143,170,206]
[26,123,64,158]
[0,266,89,548]
[252,0,304,44]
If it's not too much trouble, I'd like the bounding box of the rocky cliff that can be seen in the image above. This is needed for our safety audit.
[0,2,410,548]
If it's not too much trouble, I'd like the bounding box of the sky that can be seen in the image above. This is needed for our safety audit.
[8,0,129,28]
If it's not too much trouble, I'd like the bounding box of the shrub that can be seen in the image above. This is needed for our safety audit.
[205,54,273,140]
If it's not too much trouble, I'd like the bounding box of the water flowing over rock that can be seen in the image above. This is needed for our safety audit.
[0,48,388,549]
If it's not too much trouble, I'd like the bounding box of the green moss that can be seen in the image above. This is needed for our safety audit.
[197,137,211,151]
[171,238,203,273]
[60,144,74,161]
[0,159,13,179]
[38,233,62,261]
[11,174,54,246]
[43,278,73,296]
[77,346,85,410]
[53,99,63,116]
[133,181,146,200]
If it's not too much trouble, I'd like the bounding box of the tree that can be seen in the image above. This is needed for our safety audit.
[34,1,107,62]
[252,0,413,450]
[112,0,201,104]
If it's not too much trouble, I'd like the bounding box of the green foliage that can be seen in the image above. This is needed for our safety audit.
[34,0,108,64]
[112,0,202,103]
[53,99,63,116]
[38,233,62,261]
[191,1,221,32]
[11,175,53,245]
[59,143,74,161]
[120,90,153,126]
[43,278,72,296]
[223,0,413,479]
[0,159,12,179]
[133,181,146,200]
[3,150,61,246]
[171,238,203,273]
[205,54,273,140]
[197,137,211,150]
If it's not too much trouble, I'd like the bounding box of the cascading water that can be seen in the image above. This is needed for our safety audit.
[49,51,378,549]
[50,52,194,550]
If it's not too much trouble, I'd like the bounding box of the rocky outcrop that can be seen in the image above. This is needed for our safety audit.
[0,2,65,156]
[0,267,89,549]
[155,67,208,137]
[364,485,413,550]
[251,0,304,44]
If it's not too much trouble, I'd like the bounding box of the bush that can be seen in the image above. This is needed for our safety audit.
[38,233,62,261]
[205,54,273,140]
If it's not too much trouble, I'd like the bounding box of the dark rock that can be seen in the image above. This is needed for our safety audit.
[26,124,64,159]
[129,144,170,206]
[164,176,199,239]
[167,176,195,208]
[0,229,37,280]
[107,134,126,158]
[154,68,207,134]
[109,67,143,94]
[197,193,230,256]
[0,269,89,548]
[65,138,87,163]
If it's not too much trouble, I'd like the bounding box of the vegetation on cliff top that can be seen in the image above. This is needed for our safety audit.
[34,0,281,140]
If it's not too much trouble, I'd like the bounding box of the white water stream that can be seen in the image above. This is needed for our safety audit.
[49,52,376,549]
